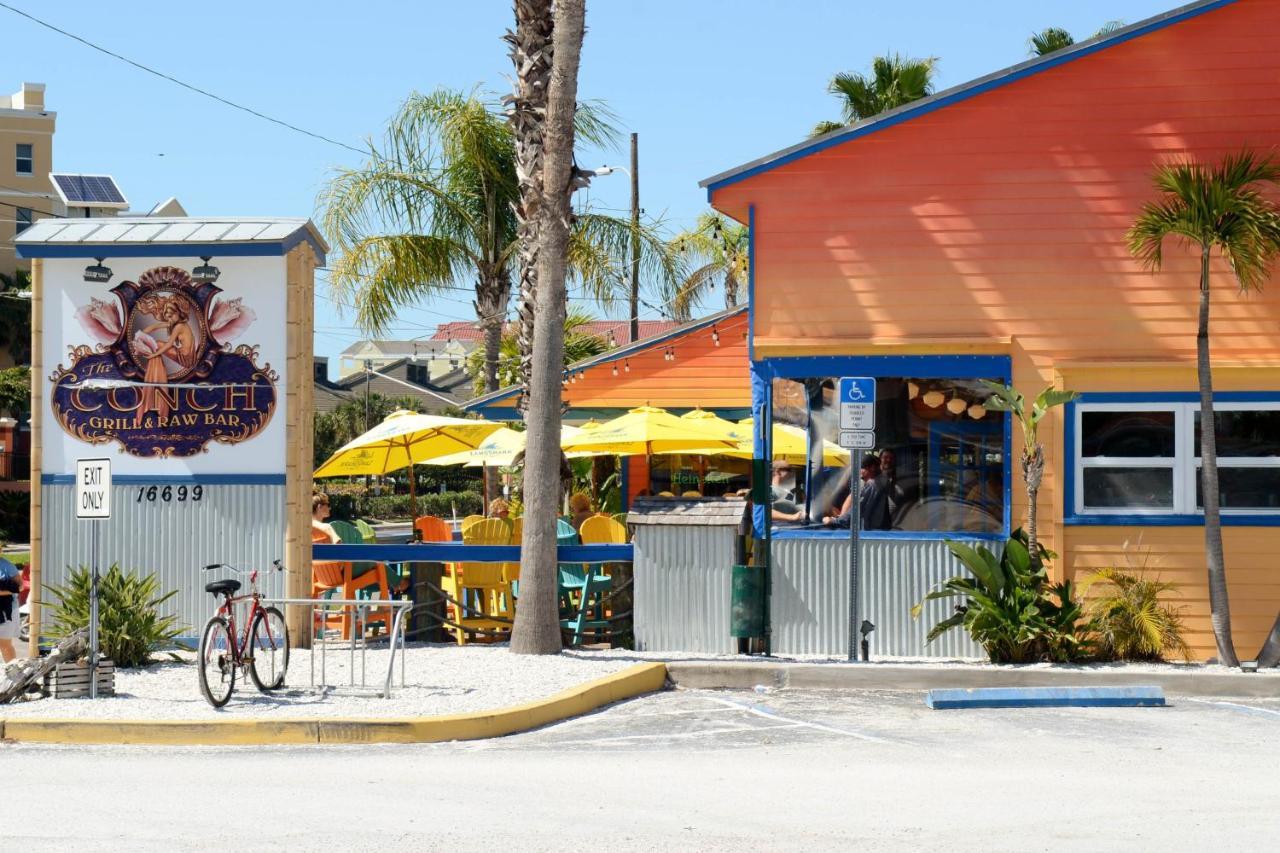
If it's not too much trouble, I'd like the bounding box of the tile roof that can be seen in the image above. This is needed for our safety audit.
[432,319,678,345]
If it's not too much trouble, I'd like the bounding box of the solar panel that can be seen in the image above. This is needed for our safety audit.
[52,174,126,205]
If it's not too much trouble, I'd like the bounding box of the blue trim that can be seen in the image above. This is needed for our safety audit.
[772,527,1007,542]
[756,355,1010,381]
[313,543,633,563]
[620,455,630,512]
[1064,391,1280,526]
[701,0,1237,195]
[747,204,756,361]
[18,243,294,260]
[41,472,285,485]
[926,686,1165,710]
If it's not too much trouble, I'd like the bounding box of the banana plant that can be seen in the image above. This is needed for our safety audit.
[981,381,1079,564]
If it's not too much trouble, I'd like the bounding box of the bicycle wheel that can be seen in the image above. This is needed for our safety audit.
[248,606,289,692]
[198,616,235,708]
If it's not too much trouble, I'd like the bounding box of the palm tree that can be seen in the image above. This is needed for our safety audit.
[510,0,586,656]
[812,54,937,137]
[464,308,610,393]
[1128,150,1280,667]
[320,90,673,396]
[1029,21,1125,56]
[668,212,748,319]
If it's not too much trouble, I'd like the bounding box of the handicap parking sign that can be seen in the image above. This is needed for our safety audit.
[838,377,876,431]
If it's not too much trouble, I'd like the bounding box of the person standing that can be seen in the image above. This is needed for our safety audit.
[823,455,891,530]
[0,555,22,663]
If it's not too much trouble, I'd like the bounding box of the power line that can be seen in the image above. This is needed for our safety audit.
[0,2,367,156]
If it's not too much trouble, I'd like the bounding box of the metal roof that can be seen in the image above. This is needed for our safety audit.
[628,496,749,527]
[15,215,329,263]
[699,0,1236,195]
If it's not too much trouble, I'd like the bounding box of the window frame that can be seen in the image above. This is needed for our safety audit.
[15,143,33,176]
[1067,394,1280,524]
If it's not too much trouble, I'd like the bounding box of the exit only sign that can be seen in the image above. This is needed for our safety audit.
[76,458,112,520]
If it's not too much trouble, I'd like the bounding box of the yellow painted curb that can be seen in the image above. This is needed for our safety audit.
[0,662,668,746]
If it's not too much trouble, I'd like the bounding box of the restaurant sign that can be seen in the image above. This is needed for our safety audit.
[49,265,277,458]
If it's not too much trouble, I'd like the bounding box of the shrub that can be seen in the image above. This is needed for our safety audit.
[914,529,1091,663]
[44,565,185,667]
[323,489,484,522]
[1084,568,1191,662]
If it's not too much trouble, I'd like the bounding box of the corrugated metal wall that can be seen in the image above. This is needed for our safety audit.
[771,537,989,658]
[41,483,286,638]
[633,526,736,654]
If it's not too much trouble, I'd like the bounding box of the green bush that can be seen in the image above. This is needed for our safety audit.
[323,489,483,522]
[1084,568,1191,662]
[0,490,29,541]
[44,565,185,668]
[914,529,1091,663]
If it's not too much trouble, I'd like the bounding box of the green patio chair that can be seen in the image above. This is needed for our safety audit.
[329,519,394,633]
[556,519,611,644]
[354,519,377,543]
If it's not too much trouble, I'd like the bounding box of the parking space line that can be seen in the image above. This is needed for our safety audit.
[535,723,803,747]
[700,695,897,744]
[1187,699,1280,720]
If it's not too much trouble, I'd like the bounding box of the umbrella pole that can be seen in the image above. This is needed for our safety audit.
[408,461,417,521]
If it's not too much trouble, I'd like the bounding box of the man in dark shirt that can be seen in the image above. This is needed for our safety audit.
[823,454,891,530]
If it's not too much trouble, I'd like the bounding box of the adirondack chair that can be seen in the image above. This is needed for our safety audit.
[414,515,452,543]
[499,516,523,618]
[558,518,619,644]
[440,518,511,644]
[461,514,486,533]
[328,519,394,637]
[353,519,377,543]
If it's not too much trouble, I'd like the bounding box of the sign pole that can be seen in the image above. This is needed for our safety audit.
[89,519,99,699]
[76,457,111,699]
[836,377,875,664]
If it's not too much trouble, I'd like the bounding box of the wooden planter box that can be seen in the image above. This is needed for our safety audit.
[44,659,115,698]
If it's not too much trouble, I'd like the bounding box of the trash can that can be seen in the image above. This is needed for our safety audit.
[730,563,764,638]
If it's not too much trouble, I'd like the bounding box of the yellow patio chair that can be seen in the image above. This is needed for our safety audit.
[441,517,511,644]
[461,514,486,532]
[500,516,523,618]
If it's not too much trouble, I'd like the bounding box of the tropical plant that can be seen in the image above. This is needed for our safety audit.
[1029,21,1125,56]
[812,54,938,137]
[464,308,610,393]
[0,365,31,420]
[981,382,1079,563]
[1127,150,1280,668]
[1083,568,1191,662]
[914,529,1090,663]
[510,0,584,655]
[44,565,184,667]
[0,270,32,364]
[669,212,748,319]
[320,89,676,396]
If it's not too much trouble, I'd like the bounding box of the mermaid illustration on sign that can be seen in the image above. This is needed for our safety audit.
[51,265,276,458]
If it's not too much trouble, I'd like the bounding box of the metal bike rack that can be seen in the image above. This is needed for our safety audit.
[265,597,412,699]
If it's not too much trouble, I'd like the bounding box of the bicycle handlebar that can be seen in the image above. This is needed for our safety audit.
[203,561,285,573]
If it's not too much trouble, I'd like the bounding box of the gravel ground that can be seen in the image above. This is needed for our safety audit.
[1,643,635,719]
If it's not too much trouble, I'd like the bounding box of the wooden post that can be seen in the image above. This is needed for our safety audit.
[26,258,42,659]
[283,246,315,647]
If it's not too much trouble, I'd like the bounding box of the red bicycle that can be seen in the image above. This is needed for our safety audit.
[198,560,290,708]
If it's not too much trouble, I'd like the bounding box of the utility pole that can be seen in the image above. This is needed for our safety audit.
[629,132,640,345]
[363,358,372,431]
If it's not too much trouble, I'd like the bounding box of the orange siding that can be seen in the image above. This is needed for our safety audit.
[711,0,1280,660]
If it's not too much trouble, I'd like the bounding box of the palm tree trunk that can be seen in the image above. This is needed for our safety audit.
[1198,245,1239,666]
[476,270,509,500]
[505,0,554,400]
[724,269,739,309]
[510,0,585,655]
[1023,444,1043,565]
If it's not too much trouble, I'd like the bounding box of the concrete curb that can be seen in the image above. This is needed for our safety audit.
[665,661,1280,698]
[0,662,668,746]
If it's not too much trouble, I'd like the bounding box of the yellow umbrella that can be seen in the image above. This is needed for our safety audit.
[560,405,740,457]
[678,407,750,442]
[425,424,586,467]
[659,417,848,467]
[314,410,503,477]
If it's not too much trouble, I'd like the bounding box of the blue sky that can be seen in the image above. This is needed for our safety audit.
[5,0,1178,375]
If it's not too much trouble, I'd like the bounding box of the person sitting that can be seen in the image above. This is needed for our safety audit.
[568,492,594,531]
[488,498,510,520]
[824,455,891,530]
[311,493,339,544]
[770,460,805,523]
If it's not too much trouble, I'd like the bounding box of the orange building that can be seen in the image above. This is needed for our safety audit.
[704,0,1280,660]
[466,306,750,504]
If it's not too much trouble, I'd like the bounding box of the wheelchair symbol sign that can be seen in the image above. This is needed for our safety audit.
[838,377,876,431]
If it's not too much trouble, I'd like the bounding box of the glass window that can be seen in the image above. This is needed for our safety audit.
[1083,467,1174,509]
[648,454,749,498]
[1195,410,1280,458]
[15,207,32,234]
[15,143,33,175]
[1196,467,1280,510]
[770,375,1006,534]
[1082,410,1175,457]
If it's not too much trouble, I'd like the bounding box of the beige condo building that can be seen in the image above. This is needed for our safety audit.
[0,82,57,282]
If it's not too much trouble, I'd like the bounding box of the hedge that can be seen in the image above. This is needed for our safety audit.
[323,489,483,522]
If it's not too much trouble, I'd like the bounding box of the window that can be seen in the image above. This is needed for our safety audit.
[770,375,1007,535]
[15,207,32,234]
[1073,400,1280,517]
[15,143,33,175]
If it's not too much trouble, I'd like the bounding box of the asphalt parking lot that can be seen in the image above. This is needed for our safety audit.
[5,687,1279,851]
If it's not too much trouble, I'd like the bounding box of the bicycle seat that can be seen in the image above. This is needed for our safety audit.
[204,578,241,596]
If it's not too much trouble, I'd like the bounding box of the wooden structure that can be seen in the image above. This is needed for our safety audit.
[702,0,1280,659]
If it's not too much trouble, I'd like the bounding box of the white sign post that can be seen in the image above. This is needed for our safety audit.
[75,458,111,699]
[836,378,875,662]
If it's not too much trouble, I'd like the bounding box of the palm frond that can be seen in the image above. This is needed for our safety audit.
[1029,27,1074,57]
[329,234,468,333]
[570,211,680,310]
